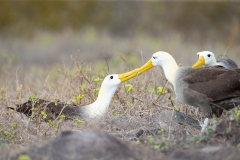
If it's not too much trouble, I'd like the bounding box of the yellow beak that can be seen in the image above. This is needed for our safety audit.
[192,56,205,68]
[137,59,154,74]
[118,68,141,82]
[118,59,154,82]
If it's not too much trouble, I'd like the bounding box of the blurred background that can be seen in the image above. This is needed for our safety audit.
[0,1,239,90]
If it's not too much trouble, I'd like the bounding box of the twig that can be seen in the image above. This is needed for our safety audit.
[119,55,127,65]
[104,55,109,74]
[222,44,232,58]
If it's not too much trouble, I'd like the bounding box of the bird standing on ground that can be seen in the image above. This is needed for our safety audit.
[135,51,240,132]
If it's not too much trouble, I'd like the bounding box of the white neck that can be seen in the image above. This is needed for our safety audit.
[161,57,179,85]
[81,83,119,118]
[207,59,218,66]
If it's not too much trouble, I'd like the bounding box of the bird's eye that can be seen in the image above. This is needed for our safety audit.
[197,54,199,57]
[207,54,211,57]
[110,76,113,79]
[153,56,156,59]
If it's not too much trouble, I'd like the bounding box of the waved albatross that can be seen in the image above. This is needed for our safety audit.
[192,51,238,69]
[135,51,240,132]
[10,69,139,120]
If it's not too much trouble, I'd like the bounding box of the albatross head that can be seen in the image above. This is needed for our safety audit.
[82,69,139,118]
[192,51,217,68]
[136,51,179,84]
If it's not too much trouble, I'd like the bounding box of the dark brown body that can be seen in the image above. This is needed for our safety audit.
[174,66,240,118]
[10,99,82,121]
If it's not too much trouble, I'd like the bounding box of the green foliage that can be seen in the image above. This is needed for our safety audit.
[148,86,154,93]
[125,84,133,92]
[94,77,103,82]
[18,154,31,160]
[48,120,59,128]
[207,127,214,134]
[66,101,72,105]
[40,111,47,119]
[230,108,240,120]
[195,135,209,144]
[148,135,173,151]
[157,129,165,135]
[173,106,179,111]
[71,94,84,103]
[73,118,84,126]
[93,88,100,95]
[81,85,87,91]
[0,128,17,141]
[113,111,122,116]
[59,114,65,120]
[156,87,166,94]
[29,94,39,103]
[11,123,18,129]
[54,98,59,106]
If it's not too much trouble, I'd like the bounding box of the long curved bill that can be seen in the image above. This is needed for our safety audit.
[118,59,154,82]
[137,59,154,74]
[192,56,205,68]
[118,68,140,82]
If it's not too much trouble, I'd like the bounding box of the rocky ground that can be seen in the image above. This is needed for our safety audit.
[1,98,240,160]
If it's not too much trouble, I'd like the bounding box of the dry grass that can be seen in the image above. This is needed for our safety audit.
[0,30,240,159]
[0,55,201,157]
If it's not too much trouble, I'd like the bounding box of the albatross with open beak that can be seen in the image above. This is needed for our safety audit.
[135,51,240,132]
[192,51,238,69]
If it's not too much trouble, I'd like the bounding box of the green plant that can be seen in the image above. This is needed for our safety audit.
[230,108,240,120]
[18,154,31,160]
[54,98,59,106]
[29,94,39,103]
[40,111,47,119]
[73,118,84,126]
[59,114,65,120]
[156,87,166,94]
[125,84,133,92]
[148,86,154,93]
[113,111,122,116]
[94,77,103,82]
[173,106,179,111]
[71,94,84,103]
[147,135,172,151]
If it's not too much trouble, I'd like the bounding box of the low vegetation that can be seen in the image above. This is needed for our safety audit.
[0,31,240,159]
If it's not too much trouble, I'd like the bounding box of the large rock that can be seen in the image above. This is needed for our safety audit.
[14,130,137,160]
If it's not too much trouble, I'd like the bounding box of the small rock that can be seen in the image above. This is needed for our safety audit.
[126,129,144,139]
[201,145,223,153]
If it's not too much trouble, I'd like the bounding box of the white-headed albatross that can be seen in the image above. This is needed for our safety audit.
[135,51,240,132]
[81,71,138,118]
[11,69,139,120]
[192,51,238,69]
